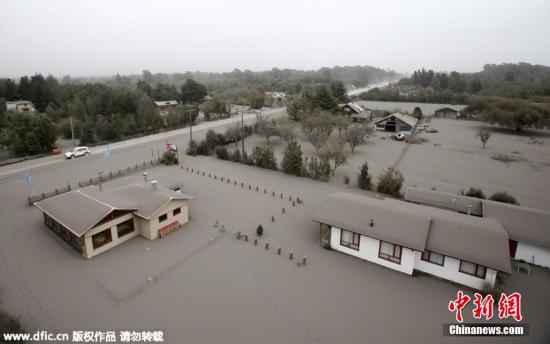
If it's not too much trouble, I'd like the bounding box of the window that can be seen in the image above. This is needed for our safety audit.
[378,241,402,264]
[92,228,113,250]
[459,260,486,279]
[117,219,134,238]
[340,229,360,250]
[421,250,445,266]
[173,207,181,216]
[159,214,168,223]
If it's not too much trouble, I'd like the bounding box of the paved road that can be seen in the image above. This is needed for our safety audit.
[0,107,286,184]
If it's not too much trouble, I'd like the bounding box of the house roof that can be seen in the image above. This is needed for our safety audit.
[312,192,431,251]
[34,183,193,237]
[154,100,179,106]
[341,102,365,114]
[312,192,512,273]
[482,200,550,249]
[350,110,372,119]
[435,107,459,113]
[405,187,550,250]
[404,187,483,216]
[372,112,418,128]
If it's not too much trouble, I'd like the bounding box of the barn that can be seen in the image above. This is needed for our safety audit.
[372,112,418,133]
[434,107,459,119]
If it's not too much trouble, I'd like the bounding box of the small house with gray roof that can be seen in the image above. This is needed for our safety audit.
[34,181,193,258]
[312,192,512,290]
[404,187,550,269]
[372,112,418,132]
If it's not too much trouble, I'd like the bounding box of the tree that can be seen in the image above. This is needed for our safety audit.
[301,111,334,151]
[412,107,423,120]
[281,140,303,176]
[376,167,404,197]
[202,98,227,120]
[477,128,491,149]
[161,151,177,165]
[186,139,198,156]
[276,119,296,142]
[180,79,207,104]
[333,115,351,135]
[136,95,161,132]
[79,119,96,145]
[344,123,369,153]
[249,89,265,109]
[313,85,338,112]
[287,97,311,121]
[330,81,349,103]
[225,125,244,151]
[317,137,348,176]
[489,192,519,205]
[357,162,372,190]
[464,187,486,199]
[5,112,57,155]
[251,145,277,169]
[256,118,279,145]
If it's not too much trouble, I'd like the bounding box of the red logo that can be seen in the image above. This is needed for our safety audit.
[449,291,522,322]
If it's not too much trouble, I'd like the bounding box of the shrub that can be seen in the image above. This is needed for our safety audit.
[214,146,229,160]
[489,192,519,205]
[160,151,177,165]
[376,167,404,197]
[242,151,254,165]
[464,187,486,199]
[229,149,241,162]
[251,146,277,170]
[343,175,350,185]
[357,162,372,190]
[196,140,210,155]
[304,156,330,181]
[281,140,303,176]
[256,224,264,236]
[186,139,198,156]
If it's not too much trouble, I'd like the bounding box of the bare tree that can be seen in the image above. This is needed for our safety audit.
[256,117,279,145]
[317,137,348,175]
[301,111,334,151]
[344,123,370,153]
[276,118,296,142]
[477,128,491,149]
[333,115,352,136]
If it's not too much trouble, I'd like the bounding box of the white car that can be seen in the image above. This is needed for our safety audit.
[65,146,90,159]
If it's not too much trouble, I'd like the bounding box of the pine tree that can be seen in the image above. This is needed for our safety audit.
[357,162,372,190]
[281,140,303,176]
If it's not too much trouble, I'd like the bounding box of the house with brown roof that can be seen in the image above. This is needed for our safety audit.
[434,107,459,119]
[372,112,418,132]
[312,192,512,290]
[34,181,193,258]
[404,187,550,269]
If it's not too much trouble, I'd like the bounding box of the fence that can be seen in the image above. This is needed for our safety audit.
[28,158,161,205]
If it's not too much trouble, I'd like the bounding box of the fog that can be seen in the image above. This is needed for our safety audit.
[0,0,549,78]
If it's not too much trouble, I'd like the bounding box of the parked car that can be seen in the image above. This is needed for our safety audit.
[65,146,90,159]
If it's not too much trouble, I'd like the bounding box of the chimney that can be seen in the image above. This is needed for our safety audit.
[150,180,158,191]
[143,172,148,181]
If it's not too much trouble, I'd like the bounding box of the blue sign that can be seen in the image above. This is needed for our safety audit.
[104,146,111,159]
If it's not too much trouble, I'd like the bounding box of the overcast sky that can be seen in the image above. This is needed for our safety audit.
[1,0,549,78]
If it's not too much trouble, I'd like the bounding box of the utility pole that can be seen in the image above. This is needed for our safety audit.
[241,110,245,156]
[187,107,193,143]
[70,116,75,147]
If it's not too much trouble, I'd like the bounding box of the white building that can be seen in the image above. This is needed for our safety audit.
[312,192,512,290]
[405,187,550,269]
[6,100,36,112]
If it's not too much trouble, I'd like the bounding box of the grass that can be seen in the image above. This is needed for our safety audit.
[0,310,25,343]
